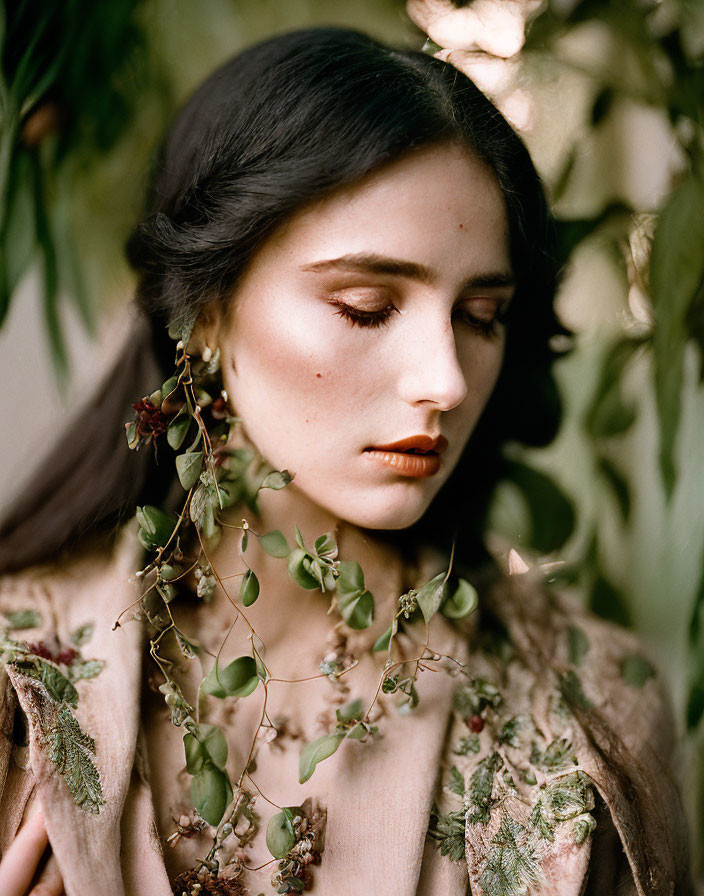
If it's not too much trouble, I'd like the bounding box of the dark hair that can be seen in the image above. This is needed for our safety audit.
[0,26,567,573]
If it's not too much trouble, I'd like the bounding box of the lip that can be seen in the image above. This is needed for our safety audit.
[363,434,448,479]
[366,434,449,453]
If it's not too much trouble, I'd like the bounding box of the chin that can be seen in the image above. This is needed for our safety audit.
[341,492,432,532]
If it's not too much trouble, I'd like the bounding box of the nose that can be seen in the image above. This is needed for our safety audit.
[396,312,468,411]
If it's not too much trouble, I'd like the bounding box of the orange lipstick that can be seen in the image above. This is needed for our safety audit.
[363,434,448,479]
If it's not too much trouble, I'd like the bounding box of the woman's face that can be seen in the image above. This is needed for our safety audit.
[217,141,514,531]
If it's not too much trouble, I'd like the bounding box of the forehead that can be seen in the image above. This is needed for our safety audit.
[257,141,510,274]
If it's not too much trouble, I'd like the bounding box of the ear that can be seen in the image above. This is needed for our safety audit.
[187,302,223,359]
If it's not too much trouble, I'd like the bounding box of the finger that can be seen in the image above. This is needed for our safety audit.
[435,49,518,93]
[0,811,49,896]
[29,852,65,896]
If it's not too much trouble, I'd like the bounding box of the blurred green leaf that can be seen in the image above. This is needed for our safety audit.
[650,172,704,498]
[505,459,575,553]
[590,574,631,628]
[597,456,631,521]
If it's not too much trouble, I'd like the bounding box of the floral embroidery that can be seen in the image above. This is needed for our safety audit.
[1,621,106,813]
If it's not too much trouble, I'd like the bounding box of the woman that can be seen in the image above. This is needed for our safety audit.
[0,26,691,896]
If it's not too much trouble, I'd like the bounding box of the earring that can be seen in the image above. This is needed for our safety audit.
[202,344,213,363]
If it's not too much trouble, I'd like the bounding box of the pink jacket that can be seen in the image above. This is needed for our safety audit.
[0,525,691,895]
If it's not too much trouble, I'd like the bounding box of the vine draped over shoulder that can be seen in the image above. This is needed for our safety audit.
[0,522,692,896]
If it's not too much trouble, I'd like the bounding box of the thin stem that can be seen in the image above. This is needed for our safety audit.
[245,771,284,810]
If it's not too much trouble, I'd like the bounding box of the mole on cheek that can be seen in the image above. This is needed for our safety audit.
[316,373,322,379]
[459,223,464,230]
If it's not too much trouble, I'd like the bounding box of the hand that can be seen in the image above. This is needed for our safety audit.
[407,0,546,129]
[0,811,65,895]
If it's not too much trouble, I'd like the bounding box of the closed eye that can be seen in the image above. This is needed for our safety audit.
[329,301,397,328]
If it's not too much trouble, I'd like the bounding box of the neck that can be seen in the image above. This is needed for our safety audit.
[202,479,421,672]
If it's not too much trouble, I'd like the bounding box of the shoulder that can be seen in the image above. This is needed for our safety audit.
[0,522,143,645]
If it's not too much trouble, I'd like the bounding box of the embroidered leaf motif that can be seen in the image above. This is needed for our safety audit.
[453,734,481,755]
[529,797,554,842]
[498,716,526,749]
[548,771,594,823]
[5,610,42,630]
[20,659,78,707]
[428,807,465,861]
[567,625,590,666]
[573,812,597,845]
[530,737,577,772]
[67,659,105,682]
[558,669,594,710]
[478,814,539,896]
[467,751,502,824]
[70,622,94,646]
[47,706,105,814]
[448,765,465,797]
[453,676,502,717]
[620,653,656,688]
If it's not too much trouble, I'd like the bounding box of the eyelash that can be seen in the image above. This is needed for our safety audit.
[329,301,507,336]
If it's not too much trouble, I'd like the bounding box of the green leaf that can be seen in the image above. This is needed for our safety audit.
[190,765,233,826]
[5,609,42,629]
[260,469,292,490]
[294,522,306,550]
[267,808,297,859]
[416,572,448,624]
[200,723,228,770]
[337,589,374,630]
[442,578,478,620]
[650,173,704,498]
[336,561,365,594]
[590,574,631,627]
[287,549,320,590]
[314,532,337,557]
[620,653,656,688]
[135,505,177,550]
[505,460,575,553]
[167,413,191,450]
[202,656,258,699]
[597,456,631,521]
[336,698,363,722]
[372,624,394,652]
[240,569,260,607]
[591,86,614,126]
[299,733,345,783]
[184,732,206,774]
[176,451,204,491]
[259,530,291,558]
[174,630,199,660]
[253,643,270,683]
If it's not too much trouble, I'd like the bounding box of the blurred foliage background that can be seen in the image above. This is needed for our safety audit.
[1,0,703,876]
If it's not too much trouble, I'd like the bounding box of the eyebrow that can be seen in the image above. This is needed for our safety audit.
[299,252,516,291]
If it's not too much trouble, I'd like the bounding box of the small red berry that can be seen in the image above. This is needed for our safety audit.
[57,647,78,666]
[27,641,54,660]
[467,714,484,733]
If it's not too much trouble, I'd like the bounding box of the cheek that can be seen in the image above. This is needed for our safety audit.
[222,297,370,431]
